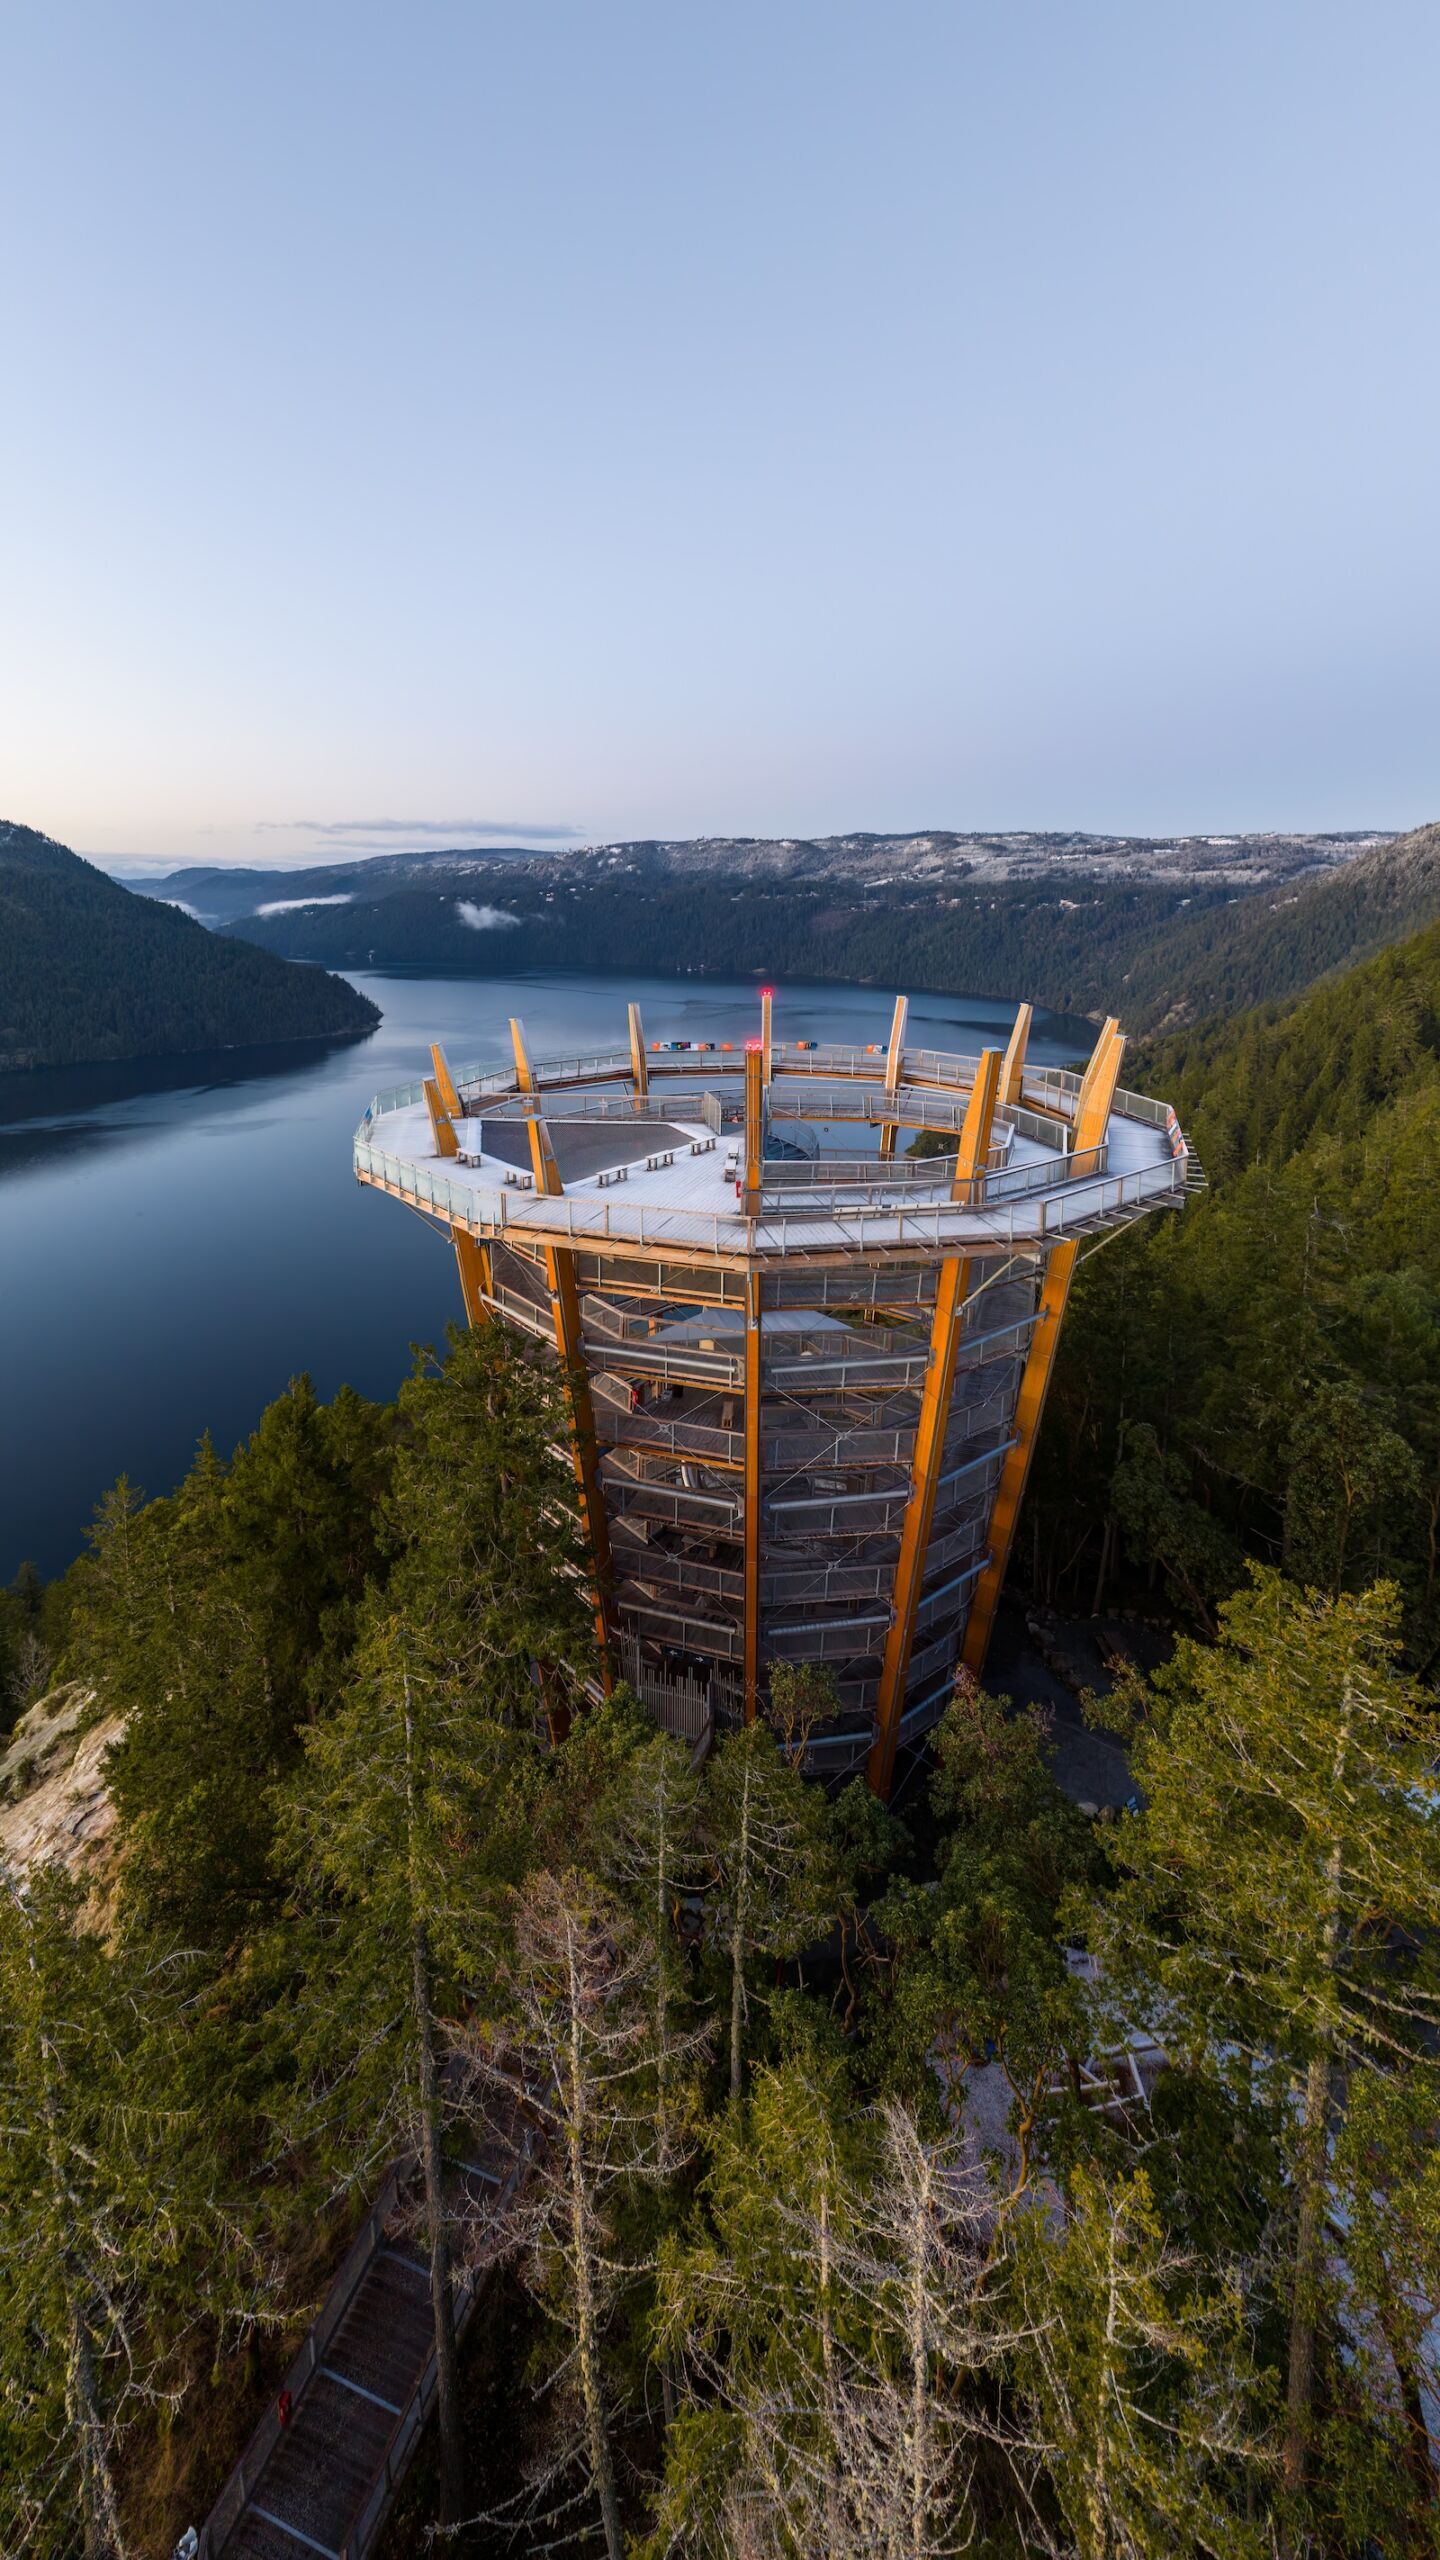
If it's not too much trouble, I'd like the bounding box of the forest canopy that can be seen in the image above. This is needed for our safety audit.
[0,823,379,1070]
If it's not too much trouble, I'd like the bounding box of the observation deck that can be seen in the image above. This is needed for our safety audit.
[354,994,1195,1795]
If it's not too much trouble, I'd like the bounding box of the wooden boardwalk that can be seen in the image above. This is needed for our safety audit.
[200,2112,529,2560]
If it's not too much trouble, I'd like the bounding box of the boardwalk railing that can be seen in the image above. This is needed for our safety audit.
[199,2120,534,2560]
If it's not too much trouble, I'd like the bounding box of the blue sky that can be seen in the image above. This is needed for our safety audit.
[3,2,1437,867]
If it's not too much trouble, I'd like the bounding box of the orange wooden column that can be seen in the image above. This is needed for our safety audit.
[423,1078,459,1158]
[960,1021,1126,1679]
[879,993,908,1163]
[999,1003,1032,1108]
[742,1042,765,1214]
[524,1111,614,1695]
[430,1042,463,1117]
[743,1270,763,1724]
[866,1049,1001,1798]
[627,1001,649,1099]
[452,1228,492,1326]
[510,1015,537,1095]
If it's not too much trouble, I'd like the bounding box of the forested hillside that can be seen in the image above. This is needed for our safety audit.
[0,823,379,1069]
[1031,911,1440,1658]
[222,818,1440,1032]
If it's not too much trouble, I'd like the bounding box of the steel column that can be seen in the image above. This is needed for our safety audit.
[867,1052,1001,1797]
[743,1270,763,1724]
[760,988,773,1083]
[960,1022,1126,1678]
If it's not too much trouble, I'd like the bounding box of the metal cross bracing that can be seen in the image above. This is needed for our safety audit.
[354,997,1189,1796]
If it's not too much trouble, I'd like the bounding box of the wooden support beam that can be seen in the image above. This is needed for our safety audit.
[879,994,908,1162]
[743,1043,765,1212]
[519,1099,612,1690]
[960,1021,1126,1679]
[430,1042,462,1118]
[999,1003,1032,1108]
[627,1001,649,1099]
[510,1016,537,1095]
[1073,1015,1120,1127]
[452,1228,491,1327]
[951,1048,1002,1202]
[867,1049,1000,1799]
[525,1113,562,1199]
[423,1078,459,1159]
[743,1271,762,1723]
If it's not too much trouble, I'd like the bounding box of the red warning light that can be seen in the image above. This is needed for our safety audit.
[760,986,774,999]
[744,1038,763,1052]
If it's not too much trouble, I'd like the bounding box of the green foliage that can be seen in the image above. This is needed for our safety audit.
[862,1683,1094,2108]
[0,1866,263,2558]
[66,1379,394,1950]
[701,1721,838,2101]
[1031,915,1440,1658]
[383,1322,593,1718]
[1084,1571,1440,2089]
[0,821,378,1070]
[273,1620,534,2184]
[1010,2163,1269,2560]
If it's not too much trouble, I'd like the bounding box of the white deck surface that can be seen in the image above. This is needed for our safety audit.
[358,1083,1187,1260]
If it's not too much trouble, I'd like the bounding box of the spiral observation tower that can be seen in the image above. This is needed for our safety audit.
[354,993,1196,1797]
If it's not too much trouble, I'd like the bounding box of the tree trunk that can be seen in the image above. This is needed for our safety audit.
[402,1679,464,2525]
[905,2147,932,2560]
[1282,2044,1331,2503]
[412,1916,465,2524]
[565,1922,626,2560]
[66,2281,126,2560]
[1283,1801,1346,2510]
[1090,1512,1114,1618]
[729,1763,752,2104]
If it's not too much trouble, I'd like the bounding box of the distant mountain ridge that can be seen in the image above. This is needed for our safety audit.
[215,819,1440,1035]
[0,823,379,1072]
[120,824,1388,927]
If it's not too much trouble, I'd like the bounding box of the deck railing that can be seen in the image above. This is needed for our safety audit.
[354,1135,1189,1261]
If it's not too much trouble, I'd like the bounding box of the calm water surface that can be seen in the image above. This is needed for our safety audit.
[0,971,1090,1580]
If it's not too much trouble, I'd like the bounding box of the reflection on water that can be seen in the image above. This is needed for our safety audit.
[0,969,1090,1581]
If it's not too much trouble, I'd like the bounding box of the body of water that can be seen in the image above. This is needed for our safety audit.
[0,970,1092,1582]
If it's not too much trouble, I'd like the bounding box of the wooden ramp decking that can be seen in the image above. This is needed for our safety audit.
[200,2116,529,2560]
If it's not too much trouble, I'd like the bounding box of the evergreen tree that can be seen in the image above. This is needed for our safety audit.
[383,1322,594,1717]
[0,1865,261,2560]
[1083,1572,1440,2517]
[1011,2163,1267,2560]
[473,1867,710,2560]
[702,1722,836,2103]
[275,1621,534,2522]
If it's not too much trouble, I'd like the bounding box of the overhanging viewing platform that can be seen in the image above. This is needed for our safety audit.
[354,993,1196,1795]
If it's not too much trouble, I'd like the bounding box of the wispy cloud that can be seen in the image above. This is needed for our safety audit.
[255,893,354,917]
[259,817,581,844]
[456,901,522,932]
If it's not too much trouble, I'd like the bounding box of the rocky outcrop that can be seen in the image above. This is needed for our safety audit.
[0,1683,124,1902]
